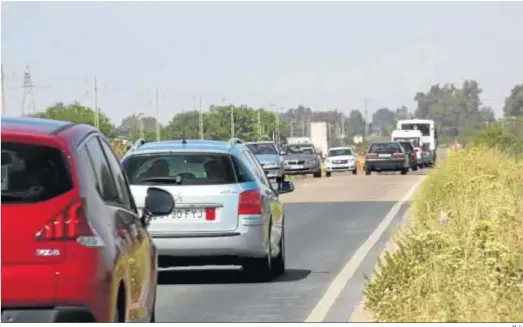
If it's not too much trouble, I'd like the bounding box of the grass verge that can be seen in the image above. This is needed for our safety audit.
[363,146,523,322]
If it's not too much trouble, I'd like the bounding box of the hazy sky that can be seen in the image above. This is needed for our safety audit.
[2,1,523,125]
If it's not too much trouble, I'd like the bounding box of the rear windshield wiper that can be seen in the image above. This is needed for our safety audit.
[139,177,183,185]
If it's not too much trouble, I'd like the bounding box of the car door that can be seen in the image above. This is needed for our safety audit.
[242,150,283,254]
[96,136,156,322]
[83,136,148,322]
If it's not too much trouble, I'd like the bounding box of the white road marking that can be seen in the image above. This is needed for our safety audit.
[304,176,426,322]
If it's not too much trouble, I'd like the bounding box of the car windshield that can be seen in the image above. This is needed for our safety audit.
[122,152,238,185]
[369,142,402,154]
[282,144,315,155]
[393,137,420,148]
[1,142,73,204]
[328,149,353,157]
[246,143,278,155]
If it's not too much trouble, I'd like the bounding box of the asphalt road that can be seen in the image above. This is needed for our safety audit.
[155,170,426,322]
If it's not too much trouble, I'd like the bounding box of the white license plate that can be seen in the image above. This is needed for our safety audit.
[378,154,392,158]
[290,165,304,169]
[152,209,206,222]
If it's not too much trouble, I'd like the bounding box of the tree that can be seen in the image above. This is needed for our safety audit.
[116,114,161,141]
[345,109,366,138]
[503,83,523,118]
[372,108,396,136]
[33,101,115,137]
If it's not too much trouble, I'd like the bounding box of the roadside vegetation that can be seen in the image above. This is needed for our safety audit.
[363,121,523,322]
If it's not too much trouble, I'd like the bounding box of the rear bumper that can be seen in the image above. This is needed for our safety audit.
[366,159,406,171]
[1,306,94,323]
[153,220,268,260]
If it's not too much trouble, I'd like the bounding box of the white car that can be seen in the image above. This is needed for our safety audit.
[324,147,357,177]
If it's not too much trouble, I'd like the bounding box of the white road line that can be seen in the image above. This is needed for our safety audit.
[304,176,426,322]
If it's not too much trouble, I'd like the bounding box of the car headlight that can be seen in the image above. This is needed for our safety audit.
[306,159,316,165]
[263,162,279,168]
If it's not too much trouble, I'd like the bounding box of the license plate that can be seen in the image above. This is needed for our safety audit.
[290,165,304,169]
[152,209,206,222]
[378,154,391,158]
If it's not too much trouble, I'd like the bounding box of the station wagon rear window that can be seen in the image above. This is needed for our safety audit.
[246,143,278,155]
[122,153,245,185]
[1,143,73,204]
[369,142,402,154]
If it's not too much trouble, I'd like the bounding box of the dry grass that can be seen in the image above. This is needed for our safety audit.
[364,146,523,322]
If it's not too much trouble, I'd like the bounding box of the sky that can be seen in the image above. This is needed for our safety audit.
[2,1,523,125]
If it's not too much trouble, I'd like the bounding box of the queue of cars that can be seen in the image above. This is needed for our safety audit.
[1,117,296,322]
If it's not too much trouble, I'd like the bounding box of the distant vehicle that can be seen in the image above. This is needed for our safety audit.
[364,141,410,175]
[280,143,322,178]
[245,141,284,182]
[286,136,312,144]
[1,117,174,322]
[397,119,437,166]
[391,129,423,169]
[324,147,357,177]
[121,138,295,282]
[396,140,418,171]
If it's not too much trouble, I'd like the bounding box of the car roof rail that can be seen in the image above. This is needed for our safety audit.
[228,138,243,147]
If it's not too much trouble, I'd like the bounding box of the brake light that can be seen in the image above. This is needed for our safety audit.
[365,153,377,159]
[238,189,262,215]
[392,153,405,158]
[35,198,103,247]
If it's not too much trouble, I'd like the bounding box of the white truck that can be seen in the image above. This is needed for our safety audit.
[286,136,312,144]
[310,122,328,158]
[391,129,424,169]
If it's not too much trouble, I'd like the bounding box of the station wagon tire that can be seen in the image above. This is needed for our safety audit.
[412,165,418,171]
[242,221,273,282]
[401,168,408,175]
[352,169,357,175]
[326,172,331,177]
[365,169,371,175]
[271,223,286,277]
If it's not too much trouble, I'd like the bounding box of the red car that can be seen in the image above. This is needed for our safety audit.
[1,117,174,322]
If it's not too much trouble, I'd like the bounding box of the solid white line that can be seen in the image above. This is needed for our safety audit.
[304,176,426,322]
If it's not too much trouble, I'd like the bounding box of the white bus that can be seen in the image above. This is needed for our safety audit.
[396,119,438,163]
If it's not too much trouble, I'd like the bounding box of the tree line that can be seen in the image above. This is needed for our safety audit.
[31,80,522,145]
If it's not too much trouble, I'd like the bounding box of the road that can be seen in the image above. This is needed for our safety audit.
[155,171,426,322]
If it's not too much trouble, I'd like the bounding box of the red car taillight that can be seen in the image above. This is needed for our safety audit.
[365,153,377,159]
[238,189,262,215]
[392,153,405,158]
[35,198,102,247]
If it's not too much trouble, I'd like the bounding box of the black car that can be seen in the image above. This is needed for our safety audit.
[397,141,418,171]
[364,142,410,175]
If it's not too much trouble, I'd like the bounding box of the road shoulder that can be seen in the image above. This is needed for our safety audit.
[347,208,411,322]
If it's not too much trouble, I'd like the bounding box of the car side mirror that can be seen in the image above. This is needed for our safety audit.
[279,181,295,194]
[142,187,175,226]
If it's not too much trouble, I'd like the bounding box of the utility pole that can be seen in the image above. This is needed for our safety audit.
[290,119,295,137]
[363,97,371,138]
[93,77,99,128]
[230,104,235,138]
[1,64,6,116]
[199,96,204,140]
[257,110,262,141]
[21,66,36,116]
[275,107,281,145]
[155,89,160,141]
